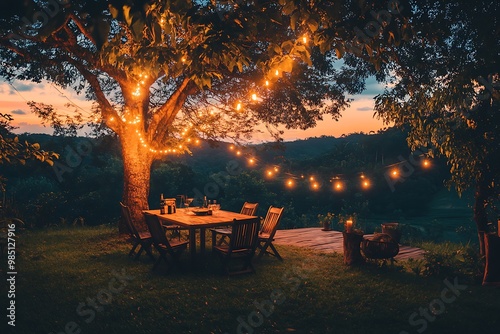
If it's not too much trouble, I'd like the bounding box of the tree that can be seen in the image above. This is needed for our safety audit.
[0,0,409,229]
[373,0,500,285]
[0,113,58,191]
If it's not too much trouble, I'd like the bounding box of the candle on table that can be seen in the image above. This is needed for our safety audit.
[346,220,353,232]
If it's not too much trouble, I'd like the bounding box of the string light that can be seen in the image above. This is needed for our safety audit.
[224,141,432,193]
[302,35,308,44]
[134,128,200,156]
[422,159,431,168]
[390,168,399,178]
[334,181,344,191]
[251,93,258,101]
[236,102,242,111]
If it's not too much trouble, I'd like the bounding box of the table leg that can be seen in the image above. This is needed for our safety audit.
[189,228,197,264]
[200,227,206,257]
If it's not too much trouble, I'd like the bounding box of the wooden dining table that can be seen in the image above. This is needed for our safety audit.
[142,208,258,263]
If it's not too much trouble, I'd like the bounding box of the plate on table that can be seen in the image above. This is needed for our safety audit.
[192,208,210,216]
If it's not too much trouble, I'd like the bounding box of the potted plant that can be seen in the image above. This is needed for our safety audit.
[318,212,335,231]
[381,222,402,243]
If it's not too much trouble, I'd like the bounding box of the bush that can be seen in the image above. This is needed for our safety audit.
[405,242,484,283]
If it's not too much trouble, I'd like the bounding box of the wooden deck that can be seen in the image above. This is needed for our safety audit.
[274,228,425,260]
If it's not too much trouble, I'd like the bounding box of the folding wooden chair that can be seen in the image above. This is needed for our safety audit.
[212,218,260,275]
[120,202,155,261]
[143,212,188,272]
[256,206,284,261]
[211,202,258,247]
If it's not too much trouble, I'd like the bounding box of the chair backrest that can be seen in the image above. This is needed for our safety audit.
[240,202,259,216]
[229,218,260,252]
[120,202,139,238]
[143,213,170,248]
[260,206,284,236]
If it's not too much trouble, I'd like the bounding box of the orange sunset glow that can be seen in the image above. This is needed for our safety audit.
[1,79,387,140]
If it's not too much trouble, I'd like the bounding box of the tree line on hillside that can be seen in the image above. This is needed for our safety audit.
[2,129,450,232]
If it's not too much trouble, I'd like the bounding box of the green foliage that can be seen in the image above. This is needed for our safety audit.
[0,114,58,190]
[373,0,500,208]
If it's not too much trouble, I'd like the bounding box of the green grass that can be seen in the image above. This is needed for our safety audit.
[2,225,499,334]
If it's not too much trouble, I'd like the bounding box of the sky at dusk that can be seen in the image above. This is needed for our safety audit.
[0,77,388,142]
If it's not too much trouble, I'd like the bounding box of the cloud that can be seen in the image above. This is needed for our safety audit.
[11,109,27,115]
[357,106,373,112]
[14,82,40,92]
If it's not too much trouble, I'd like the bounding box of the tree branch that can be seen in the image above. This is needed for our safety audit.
[148,77,198,141]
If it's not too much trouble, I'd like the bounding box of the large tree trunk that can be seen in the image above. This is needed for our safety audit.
[483,233,500,286]
[474,180,489,255]
[473,179,500,286]
[119,125,153,233]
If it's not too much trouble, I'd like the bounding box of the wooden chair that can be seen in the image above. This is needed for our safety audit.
[256,206,284,261]
[212,218,260,275]
[120,202,155,261]
[143,212,188,272]
[211,202,258,247]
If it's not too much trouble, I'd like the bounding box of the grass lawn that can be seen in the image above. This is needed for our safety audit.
[2,225,499,334]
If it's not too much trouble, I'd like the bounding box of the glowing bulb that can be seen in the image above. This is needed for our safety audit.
[195,139,200,144]
[229,145,235,150]
[391,169,399,178]
[181,57,186,63]
[236,102,242,111]
[251,93,258,101]
[422,159,431,168]
[267,170,273,177]
[362,180,370,189]
[286,179,294,188]
[312,182,319,190]
[302,35,307,43]
[274,166,279,172]
[275,69,279,76]
[334,181,343,191]
[309,176,315,182]
[236,150,242,156]
[265,80,269,87]
[248,158,255,165]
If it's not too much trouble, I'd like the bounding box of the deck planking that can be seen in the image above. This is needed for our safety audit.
[274,227,425,260]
